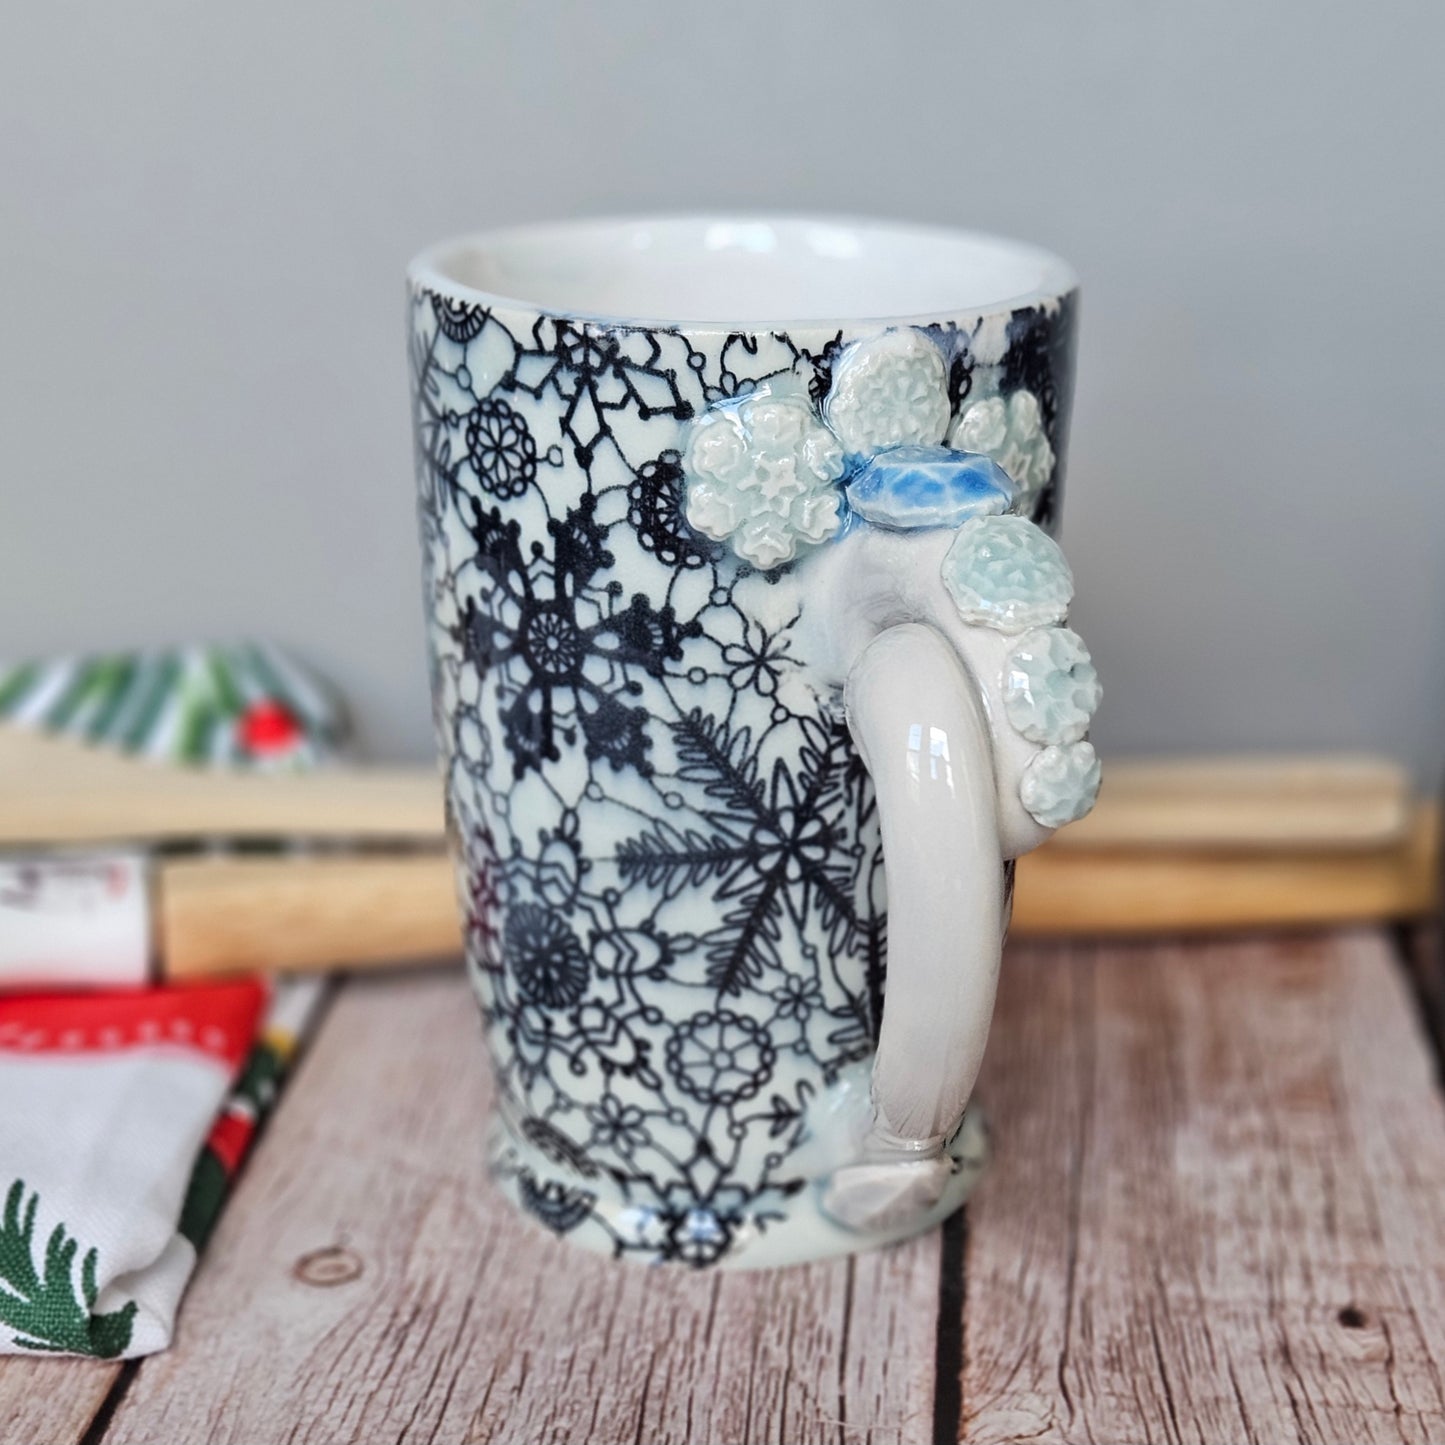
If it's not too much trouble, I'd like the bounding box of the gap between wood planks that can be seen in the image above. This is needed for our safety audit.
[958,930,1445,1445]
[931,1211,968,1445]
[1395,921,1445,1089]
[936,922,1445,1445]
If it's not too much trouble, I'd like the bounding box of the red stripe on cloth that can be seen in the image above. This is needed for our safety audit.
[206,1108,257,1174]
[0,979,267,1069]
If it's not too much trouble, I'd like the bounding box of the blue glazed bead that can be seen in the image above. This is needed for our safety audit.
[843,446,1015,530]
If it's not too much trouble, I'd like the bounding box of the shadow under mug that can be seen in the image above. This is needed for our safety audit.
[408,215,1093,1269]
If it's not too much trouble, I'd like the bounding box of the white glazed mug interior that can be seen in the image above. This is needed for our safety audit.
[408,214,1076,329]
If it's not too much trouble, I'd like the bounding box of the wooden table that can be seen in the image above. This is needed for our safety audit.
[6,927,1445,1444]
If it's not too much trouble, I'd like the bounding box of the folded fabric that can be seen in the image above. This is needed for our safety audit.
[0,639,341,1356]
[0,642,349,770]
[0,977,320,1357]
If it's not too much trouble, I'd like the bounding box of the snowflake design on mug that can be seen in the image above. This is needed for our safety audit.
[1020,741,1102,827]
[453,490,699,778]
[465,398,538,500]
[940,514,1075,632]
[410,283,1078,1264]
[666,1011,777,1107]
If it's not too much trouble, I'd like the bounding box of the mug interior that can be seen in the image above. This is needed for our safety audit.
[410,215,1076,327]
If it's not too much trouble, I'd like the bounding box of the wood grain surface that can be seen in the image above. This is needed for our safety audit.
[6,928,1445,1444]
[960,931,1445,1444]
[98,970,943,1445]
[0,1356,122,1445]
[1052,754,1413,852]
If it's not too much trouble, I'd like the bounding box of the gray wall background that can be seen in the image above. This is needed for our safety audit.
[3,2,1443,775]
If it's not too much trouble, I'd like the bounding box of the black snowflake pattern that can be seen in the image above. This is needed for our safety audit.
[618,708,881,1028]
[465,398,537,500]
[627,451,715,570]
[509,318,695,467]
[453,490,700,779]
[506,902,590,1008]
[410,283,1076,1264]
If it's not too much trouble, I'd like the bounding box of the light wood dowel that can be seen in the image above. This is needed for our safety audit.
[1012,802,1438,936]
[0,726,443,846]
[4,721,1437,977]
[158,854,462,978]
[0,725,1415,853]
[146,805,1438,978]
[1051,752,1412,851]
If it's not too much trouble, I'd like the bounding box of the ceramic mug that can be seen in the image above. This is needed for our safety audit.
[408,216,1098,1268]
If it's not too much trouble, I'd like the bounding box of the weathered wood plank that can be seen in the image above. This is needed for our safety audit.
[0,1356,119,1444]
[104,967,942,1445]
[960,931,1445,1444]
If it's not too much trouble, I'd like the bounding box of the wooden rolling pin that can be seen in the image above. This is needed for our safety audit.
[1017,801,1438,936]
[148,804,1439,976]
[1,721,1437,978]
[0,725,444,847]
[0,727,1420,854]
[160,853,461,977]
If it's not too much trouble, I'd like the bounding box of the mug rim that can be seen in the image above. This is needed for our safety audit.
[408,212,1078,332]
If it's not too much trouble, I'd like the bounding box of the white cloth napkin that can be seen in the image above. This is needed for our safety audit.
[0,978,318,1357]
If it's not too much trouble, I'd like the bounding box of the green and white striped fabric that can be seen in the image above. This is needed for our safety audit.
[0,644,349,770]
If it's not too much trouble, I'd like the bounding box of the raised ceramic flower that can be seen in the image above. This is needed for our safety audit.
[1003,627,1100,744]
[682,393,845,569]
[1019,741,1101,827]
[949,390,1055,515]
[940,514,1074,631]
[824,330,952,456]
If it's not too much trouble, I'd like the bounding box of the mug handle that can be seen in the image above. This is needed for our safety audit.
[821,622,1005,1232]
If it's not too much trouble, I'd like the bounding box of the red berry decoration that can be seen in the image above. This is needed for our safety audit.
[239,699,302,755]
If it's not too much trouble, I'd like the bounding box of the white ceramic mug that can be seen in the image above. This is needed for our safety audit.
[408,216,1098,1268]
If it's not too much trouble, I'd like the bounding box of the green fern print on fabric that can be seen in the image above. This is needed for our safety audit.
[0,1181,136,1356]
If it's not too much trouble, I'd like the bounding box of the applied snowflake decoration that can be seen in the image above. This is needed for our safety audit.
[1003,627,1100,744]
[950,390,1055,515]
[1020,741,1101,828]
[682,393,845,569]
[940,514,1074,632]
[679,325,1061,571]
[824,329,952,456]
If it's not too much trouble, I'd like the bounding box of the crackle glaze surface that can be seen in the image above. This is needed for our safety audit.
[410,265,1080,1266]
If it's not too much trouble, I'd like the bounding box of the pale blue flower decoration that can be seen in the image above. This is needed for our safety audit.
[1003,627,1100,744]
[949,390,1055,517]
[683,393,845,570]
[940,514,1074,632]
[823,329,952,456]
[1020,741,1101,827]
